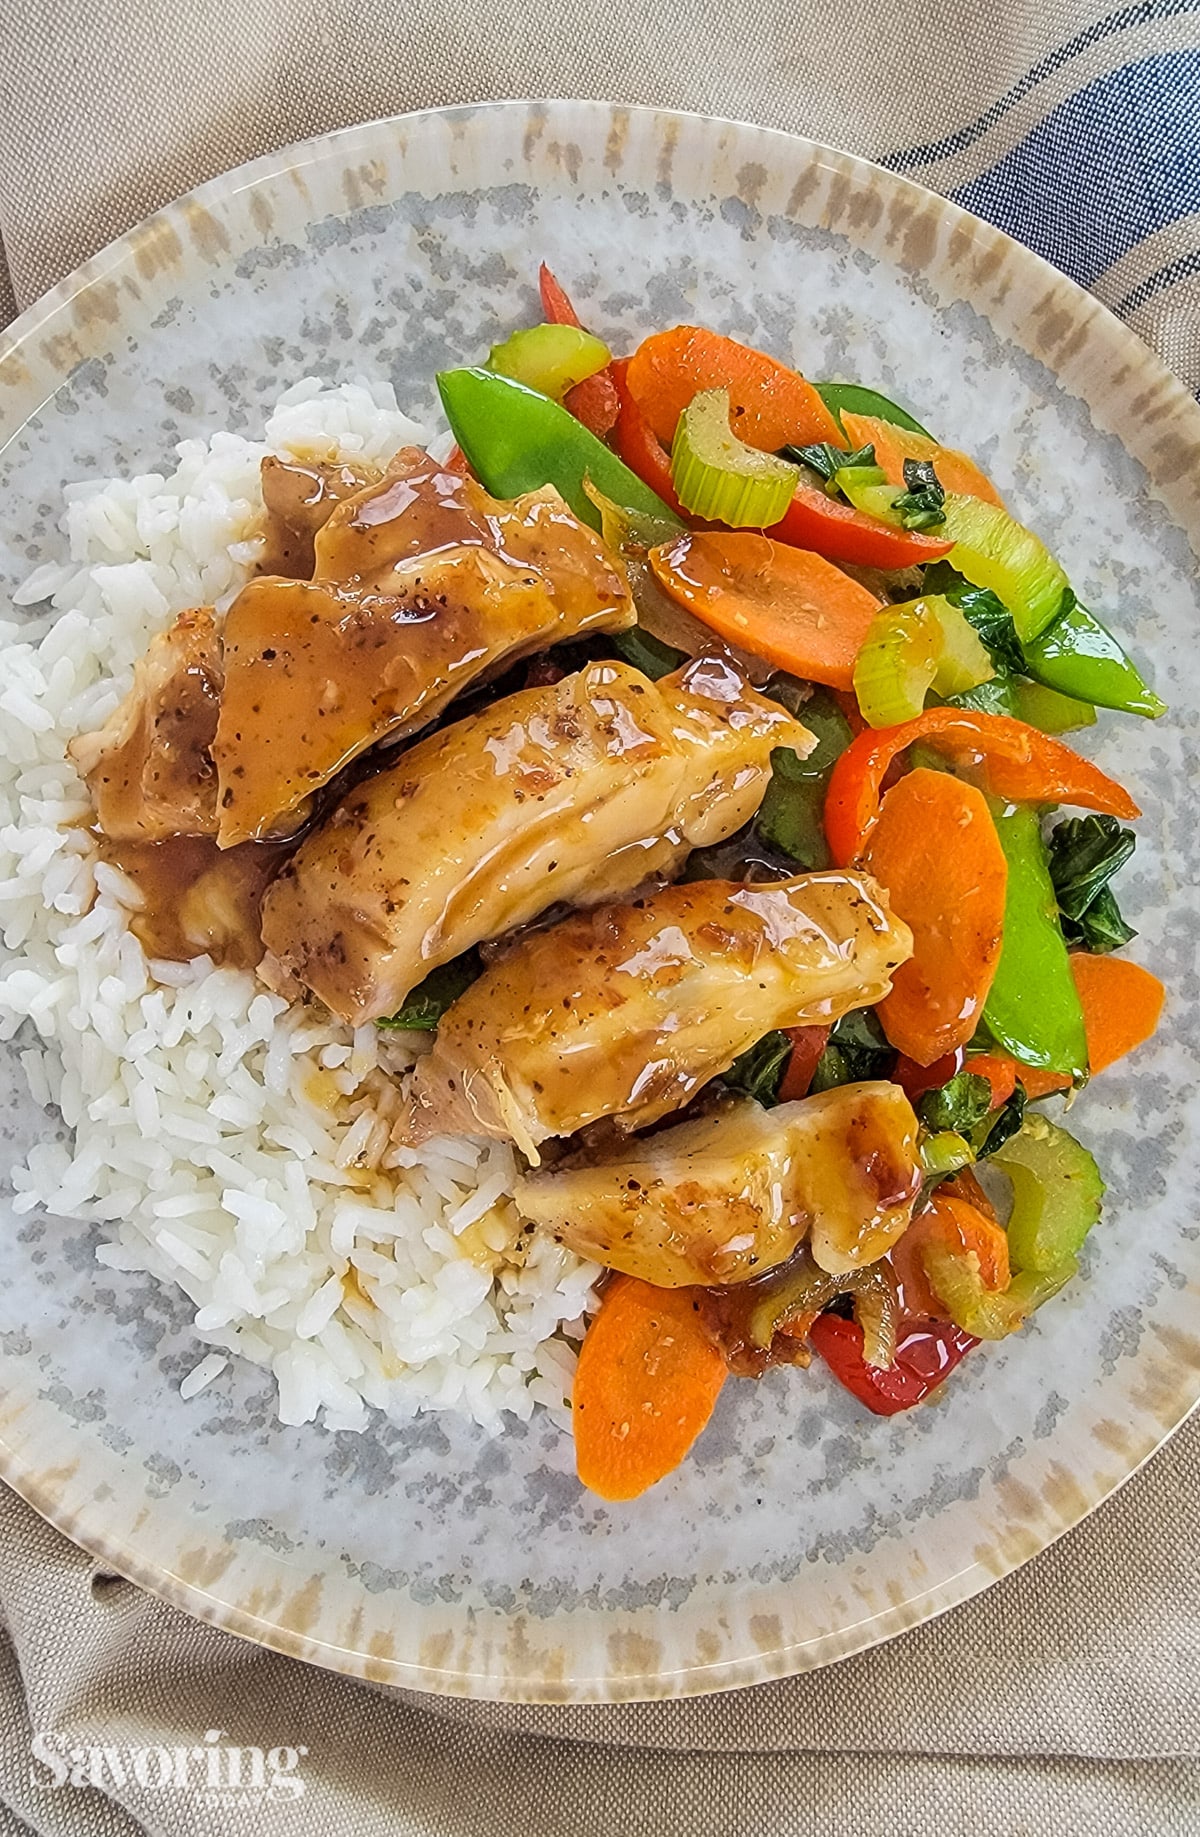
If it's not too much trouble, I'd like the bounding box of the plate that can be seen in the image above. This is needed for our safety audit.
[1,100,1198,1703]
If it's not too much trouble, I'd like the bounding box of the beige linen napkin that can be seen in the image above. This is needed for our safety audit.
[1,4,1198,1832]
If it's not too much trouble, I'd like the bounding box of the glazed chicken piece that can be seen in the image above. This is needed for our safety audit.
[513,1084,923,1286]
[406,871,912,1159]
[260,657,811,1026]
[69,608,223,840]
[258,455,381,578]
[213,450,636,845]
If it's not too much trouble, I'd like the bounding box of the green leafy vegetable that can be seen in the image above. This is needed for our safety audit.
[917,1071,993,1134]
[1047,815,1137,953]
[782,441,876,482]
[809,1008,895,1092]
[723,1031,793,1105]
[892,458,947,531]
[974,1082,1027,1156]
[610,625,687,681]
[377,953,482,1030]
[754,685,853,870]
[923,562,1026,677]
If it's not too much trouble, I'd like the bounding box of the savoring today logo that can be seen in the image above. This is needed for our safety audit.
[31,1728,309,1807]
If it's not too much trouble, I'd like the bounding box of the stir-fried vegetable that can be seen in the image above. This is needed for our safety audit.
[982,802,1089,1080]
[649,530,882,689]
[991,1113,1105,1272]
[1068,952,1165,1073]
[1048,815,1137,953]
[823,707,1139,867]
[377,952,483,1030]
[861,768,1008,1064]
[670,388,801,525]
[756,687,854,869]
[488,323,612,399]
[853,595,992,725]
[538,263,620,437]
[626,324,844,451]
[815,383,933,438]
[809,1312,978,1414]
[572,1276,727,1500]
[839,410,1005,505]
[437,367,684,533]
[1022,598,1166,719]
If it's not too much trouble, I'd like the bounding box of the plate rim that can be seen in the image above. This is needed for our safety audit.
[1,96,1198,1703]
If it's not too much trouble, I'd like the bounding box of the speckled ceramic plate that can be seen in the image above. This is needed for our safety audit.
[1,100,1198,1703]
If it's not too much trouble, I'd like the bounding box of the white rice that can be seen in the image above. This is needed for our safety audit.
[0,377,600,1436]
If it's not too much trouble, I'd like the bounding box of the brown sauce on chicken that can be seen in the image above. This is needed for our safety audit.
[258,456,381,578]
[99,832,295,970]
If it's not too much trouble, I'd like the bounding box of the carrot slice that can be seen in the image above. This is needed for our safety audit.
[840,411,1005,507]
[940,1168,999,1221]
[891,1189,1008,1318]
[1070,952,1165,1074]
[572,1276,727,1501]
[627,325,844,452]
[649,531,881,690]
[862,768,1008,1064]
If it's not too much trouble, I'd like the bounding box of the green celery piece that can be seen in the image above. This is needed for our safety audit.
[436,368,684,534]
[939,494,1070,642]
[920,1131,976,1176]
[983,801,1088,1079]
[921,1243,1077,1339]
[990,1112,1105,1272]
[488,323,610,399]
[1010,678,1096,734]
[1022,599,1166,718]
[814,382,933,438]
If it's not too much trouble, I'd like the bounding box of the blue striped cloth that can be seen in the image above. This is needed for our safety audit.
[881,2,1200,389]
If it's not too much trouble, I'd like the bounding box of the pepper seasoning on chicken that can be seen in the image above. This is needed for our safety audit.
[213,450,637,845]
[405,871,912,1159]
[514,1084,923,1285]
[259,656,813,1026]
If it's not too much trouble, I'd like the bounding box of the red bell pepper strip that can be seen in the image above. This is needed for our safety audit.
[537,263,619,439]
[809,1312,978,1415]
[611,359,688,517]
[778,1024,831,1102]
[892,1048,964,1104]
[824,707,1140,867]
[768,473,954,570]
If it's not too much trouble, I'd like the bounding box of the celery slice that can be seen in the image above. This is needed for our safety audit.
[670,389,800,525]
[938,494,1070,642]
[929,598,994,695]
[853,598,942,727]
[1011,679,1097,735]
[990,1112,1105,1272]
[487,323,610,399]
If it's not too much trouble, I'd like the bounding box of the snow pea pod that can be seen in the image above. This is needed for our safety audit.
[1021,599,1166,718]
[982,800,1088,1080]
[815,382,933,438]
[436,368,684,534]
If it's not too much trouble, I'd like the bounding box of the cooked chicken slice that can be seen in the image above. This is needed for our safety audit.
[258,455,381,578]
[514,1084,922,1286]
[214,450,636,845]
[69,608,222,840]
[406,871,912,1157]
[260,657,811,1026]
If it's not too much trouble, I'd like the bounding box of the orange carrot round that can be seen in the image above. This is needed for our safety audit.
[649,531,881,690]
[840,411,1005,506]
[627,325,844,451]
[1070,952,1165,1073]
[863,768,1008,1064]
[976,955,1164,1094]
[572,1275,727,1501]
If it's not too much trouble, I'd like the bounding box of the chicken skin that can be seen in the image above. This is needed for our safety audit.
[260,656,812,1026]
[406,871,912,1158]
